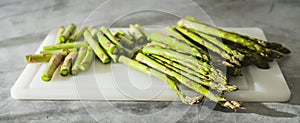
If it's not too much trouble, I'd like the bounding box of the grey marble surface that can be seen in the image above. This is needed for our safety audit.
[0,0,300,122]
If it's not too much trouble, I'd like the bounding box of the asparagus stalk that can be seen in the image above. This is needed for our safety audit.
[96,31,118,54]
[60,23,76,43]
[89,26,98,38]
[165,26,210,59]
[118,55,204,105]
[60,51,77,76]
[40,49,75,56]
[189,29,244,61]
[186,15,290,54]
[71,47,87,75]
[68,27,87,42]
[150,33,207,61]
[25,54,53,63]
[84,30,111,64]
[55,26,65,44]
[175,26,241,67]
[128,24,146,44]
[41,54,64,82]
[117,29,133,40]
[137,53,236,92]
[114,31,135,49]
[100,26,121,45]
[78,46,94,71]
[134,53,240,108]
[134,24,150,40]
[43,42,88,50]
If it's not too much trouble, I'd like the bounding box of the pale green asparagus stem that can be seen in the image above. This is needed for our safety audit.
[43,42,88,50]
[41,54,64,82]
[60,51,77,76]
[78,46,94,71]
[128,24,146,44]
[84,30,111,64]
[71,47,87,75]
[68,27,87,42]
[55,26,65,44]
[60,23,76,43]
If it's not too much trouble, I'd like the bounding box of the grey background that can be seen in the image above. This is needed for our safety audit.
[0,0,299,122]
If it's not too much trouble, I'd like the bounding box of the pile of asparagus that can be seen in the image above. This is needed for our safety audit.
[25,16,290,109]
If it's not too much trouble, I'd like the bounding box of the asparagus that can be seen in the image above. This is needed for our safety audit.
[96,31,118,54]
[71,47,87,75]
[41,54,64,82]
[118,55,204,105]
[189,29,244,61]
[89,26,98,38]
[137,53,236,92]
[84,30,111,64]
[150,32,207,61]
[114,31,135,49]
[100,26,121,45]
[55,26,65,44]
[134,24,150,40]
[117,29,133,40]
[60,51,77,76]
[60,23,76,43]
[78,46,94,71]
[175,26,241,67]
[166,26,210,59]
[40,49,75,56]
[186,16,290,54]
[43,42,88,50]
[68,27,87,42]
[128,24,146,44]
[134,53,240,108]
[25,54,53,63]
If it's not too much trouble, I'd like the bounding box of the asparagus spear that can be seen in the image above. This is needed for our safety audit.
[137,53,236,92]
[43,42,88,50]
[175,26,241,67]
[41,54,64,82]
[60,23,76,43]
[189,29,244,61]
[40,49,75,56]
[165,26,210,59]
[60,51,77,76]
[71,47,87,75]
[119,55,204,105]
[89,26,98,38]
[25,54,53,63]
[114,31,135,49]
[116,29,133,40]
[84,30,111,64]
[150,32,207,61]
[128,24,146,44]
[55,26,65,44]
[68,27,87,42]
[134,53,240,108]
[186,15,290,54]
[96,31,118,54]
[134,24,150,40]
[100,26,121,45]
[78,46,94,71]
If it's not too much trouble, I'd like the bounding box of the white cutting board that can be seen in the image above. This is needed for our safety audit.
[11,28,291,102]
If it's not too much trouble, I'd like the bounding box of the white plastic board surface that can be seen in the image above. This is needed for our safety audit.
[11,28,291,102]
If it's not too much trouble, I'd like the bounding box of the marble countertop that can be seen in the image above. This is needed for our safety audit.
[0,0,299,122]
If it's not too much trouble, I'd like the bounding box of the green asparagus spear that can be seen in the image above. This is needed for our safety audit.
[96,31,119,54]
[114,31,135,49]
[68,27,87,43]
[71,47,87,75]
[118,55,204,105]
[55,26,65,44]
[100,26,121,45]
[189,29,244,61]
[25,54,53,63]
[89,26,98,38]
[134,53,240,108]
[40,49,75,56]
[60,51,77,76]
[78,46,94,71]
[128,24,146,44]
[84,30,111,64]
[134,24,150,40]
[118,29,133,40]
[137,53,236,92]
[43,42,88,50]
[166,26,210,60]
[41,54,64,82]
[60,23,76,43]
[175,26,241,67]
[150,32,207,60]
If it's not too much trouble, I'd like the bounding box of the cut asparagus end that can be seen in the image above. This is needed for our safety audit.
[60,69,69,76]
[41,75,51,82]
